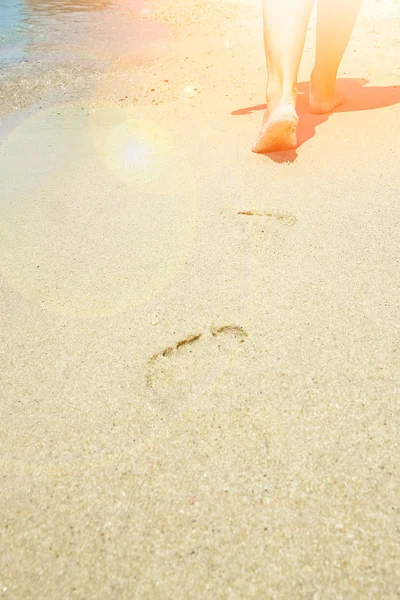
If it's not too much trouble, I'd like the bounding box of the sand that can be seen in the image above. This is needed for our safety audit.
[1,0,400,598]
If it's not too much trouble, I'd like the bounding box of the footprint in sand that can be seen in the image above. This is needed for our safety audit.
[146,325,248,418]
[237,209,297,226]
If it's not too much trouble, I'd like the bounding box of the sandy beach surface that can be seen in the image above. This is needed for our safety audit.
[1,0,400,597]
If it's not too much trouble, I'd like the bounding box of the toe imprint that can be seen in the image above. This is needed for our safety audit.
[146,324,248,396]
[237,210,297,226]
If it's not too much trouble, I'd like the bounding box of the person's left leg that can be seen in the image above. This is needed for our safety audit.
[252,0,314,153]
[309,0,363,113]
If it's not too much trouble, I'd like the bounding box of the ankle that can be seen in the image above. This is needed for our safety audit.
[266,79,298,109]
[311,66,337,90]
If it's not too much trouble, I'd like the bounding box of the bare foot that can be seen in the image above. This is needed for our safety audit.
[252,103,298,154]
[309,70,345,114]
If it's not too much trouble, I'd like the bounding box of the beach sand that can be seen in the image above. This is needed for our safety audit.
[0,0,400,597]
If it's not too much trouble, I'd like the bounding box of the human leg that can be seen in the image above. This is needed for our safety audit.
[252,0,314,153]
[309,0,363,113]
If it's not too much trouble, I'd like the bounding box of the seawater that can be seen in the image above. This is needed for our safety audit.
[0,0,114,64]
[0,0,29,62]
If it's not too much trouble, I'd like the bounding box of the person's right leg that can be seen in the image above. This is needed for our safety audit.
[310,0,363,113]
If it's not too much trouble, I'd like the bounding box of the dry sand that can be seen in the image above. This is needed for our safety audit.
[1,0,400,598]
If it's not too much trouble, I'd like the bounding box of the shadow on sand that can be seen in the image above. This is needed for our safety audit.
[232,78,400,162]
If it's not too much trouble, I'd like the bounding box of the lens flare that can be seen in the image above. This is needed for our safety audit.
[106,121,163,186]
[0,103,198,318]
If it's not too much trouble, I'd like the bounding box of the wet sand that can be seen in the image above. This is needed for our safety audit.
[1,0,400,598]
